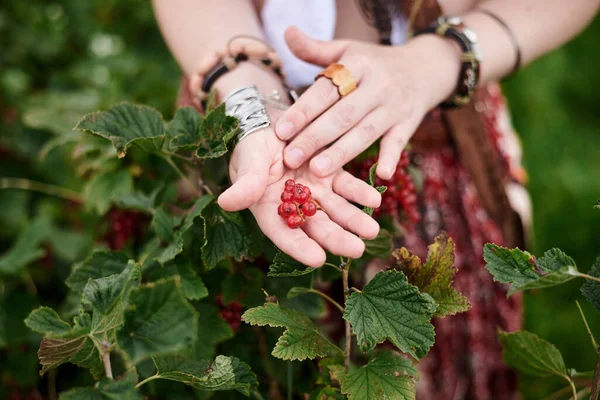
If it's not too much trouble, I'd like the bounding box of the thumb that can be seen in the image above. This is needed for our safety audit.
[218,139,270,212]
[284,26,349,67]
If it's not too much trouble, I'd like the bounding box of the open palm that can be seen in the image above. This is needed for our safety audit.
[218,127,381,267]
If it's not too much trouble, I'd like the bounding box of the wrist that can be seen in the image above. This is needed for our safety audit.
[213,63,289,105]
[406,33,463,109]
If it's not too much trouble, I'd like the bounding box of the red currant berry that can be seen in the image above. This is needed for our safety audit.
[286,214,303,228]
[279,202,298,218]
[285,179,295,192]
[281,191,294,202]
[302,200,317,217]
[294,186,310,204]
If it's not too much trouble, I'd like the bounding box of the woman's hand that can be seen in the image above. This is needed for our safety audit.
[217,126,382,267]
[275,27,461,180]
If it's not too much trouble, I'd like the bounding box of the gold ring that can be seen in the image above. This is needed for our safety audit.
[315,63,358,97]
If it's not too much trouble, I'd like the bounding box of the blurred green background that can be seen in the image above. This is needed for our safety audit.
[0,1,598,398]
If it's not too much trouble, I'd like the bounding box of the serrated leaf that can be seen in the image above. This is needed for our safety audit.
[83,170,133,214]
[116,278,198,364]
[309,386,346,400]
[362,163,387,216]
[194,304,234,360]
[83,260,140,315]
[151,208,174,242]
[201,203,262,270]
[155,195,213,265]
[75,103,166,158]
[582,256,600,311]
[25,307,72,338]
[0,214,52,275]
[268,250,315,277]
[343,270,436,359]
[392,232,470,317]
[177,264,208,300]
[363,229,393,258]
[341,351,417,400]
[60,372,142,400]
[168,107,204,150]
[67,250,129,292]
[242,303,340,361]
[483,244,577,296]
[195,104,238,159]
[498,330,568,379]
[151,355,258,396]
[116,186,163,213]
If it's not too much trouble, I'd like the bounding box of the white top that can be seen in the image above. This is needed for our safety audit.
[261,0,408,88]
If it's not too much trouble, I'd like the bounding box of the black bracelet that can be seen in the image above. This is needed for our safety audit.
[415,16,483,108]
[478,9,521,76]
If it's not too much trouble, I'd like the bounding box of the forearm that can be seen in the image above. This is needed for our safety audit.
[465,0,600,81]
[152,0,285,101]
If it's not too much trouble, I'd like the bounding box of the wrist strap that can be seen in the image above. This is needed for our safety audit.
[416,16,483,108]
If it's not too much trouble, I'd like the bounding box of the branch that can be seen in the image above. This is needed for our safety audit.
[307,288,344,313]
[569,378,577,400]
[591,349,600,400]
[160,154,202,197]
[102,346,113,379]
[576,300,598,350]
[0,177,83,203]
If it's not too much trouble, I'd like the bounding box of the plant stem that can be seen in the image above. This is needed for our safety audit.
[287,362,293,400]
[307,288,344,313]
[162,150,194,162]
[161,155,202,197]
[0,177,83,202]
[576,300,598,350]
[568,377,578,400]
[48,368,57,400]
[102,348,113,379]
[21,270,37,296]
[575,272,600,284]
[252,391,266,400]
[342,259,352,372]
[324,262,343,272]
[591,348,600,400]
[135,374,160,389]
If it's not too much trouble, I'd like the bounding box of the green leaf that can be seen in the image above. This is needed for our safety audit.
[154,195,213,265]
[75,103,166,158]
[268,250,315,277]
[83,170,133,214]
[194,304,234,360]
[195,104,238,159]
[582,256,600,311]
[287,287,312,299]
[177,264,208,300]
[151,355,258,396]
[67,250,129,292]
[60,373,142,400]
[498,330,568,379]
[25,307,72,338]
[341,351,417,400]
[392,232,470,317]
[483,244,577,296]
[362,163,387,216]
[151,208,174,242]
[0,214,52,275]
[221,267,264,306]
[309,387,346,400]
[343,270,437,359]
[83,260,140,315]
[242,303,340,361]
[116,186,163,213]
[363,229,393,259]
[201,203,262,270]
[116,278,198,364]
[168,107,204,150]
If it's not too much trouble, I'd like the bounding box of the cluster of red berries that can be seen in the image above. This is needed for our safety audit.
[105,209,148,250]
[215,295,244,332]
[352,152,420,225]
[277,179,319,228]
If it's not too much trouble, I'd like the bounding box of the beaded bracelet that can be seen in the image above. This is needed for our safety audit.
[188,36,297,110]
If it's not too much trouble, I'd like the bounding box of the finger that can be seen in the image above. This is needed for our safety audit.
[302,211,366,259]
[284,26,350,67]
[376,119,419,180]
[309,108,393,177]
[217,139,270,212]
[332,171,382,208]
[283,89,378,168]
[319,193,380,240]
[250,200,327,268]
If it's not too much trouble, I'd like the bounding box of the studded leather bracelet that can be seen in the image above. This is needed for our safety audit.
[415,16,483,108]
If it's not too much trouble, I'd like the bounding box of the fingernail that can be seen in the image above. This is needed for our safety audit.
[312,156,332,173]
[277,121,295,139]
[285,147,305,167]
[378,166,392,180]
